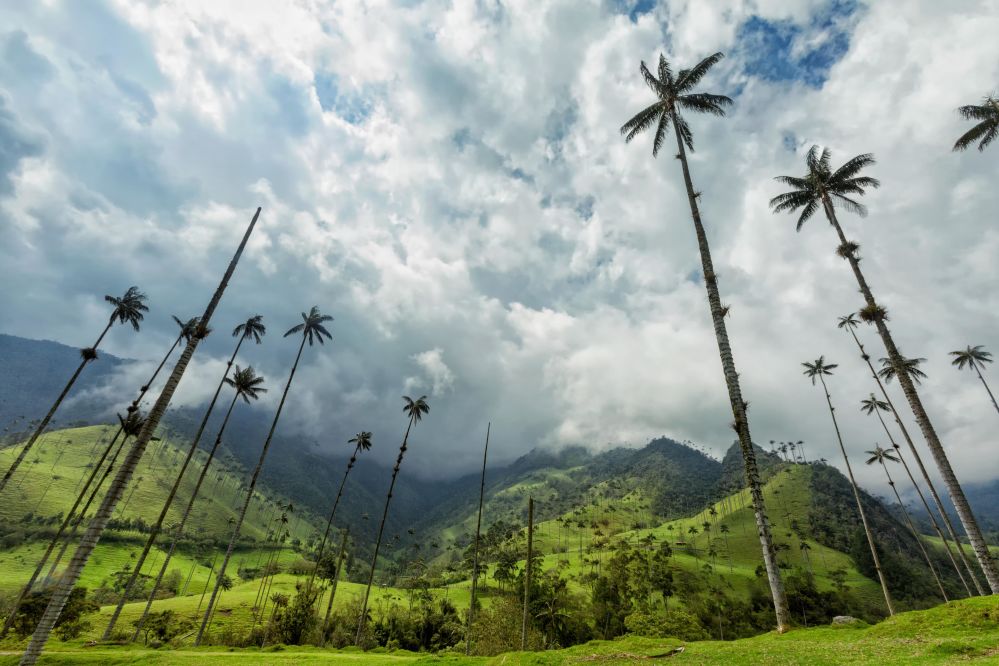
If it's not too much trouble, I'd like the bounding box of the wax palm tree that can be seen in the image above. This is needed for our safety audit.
[772,148,999,593]
[865,446,948,600]
[105,317,267,639]
[195,306,332,646]
[621,50,790,630]
[307,431,373,595]
[0,287,148,494]
[466,422,491,655]
[356,395,430,644]
[21,209,262,666]
[130,365,267,640]
[878,356,927,385]
[953,95,999,152]
[840,314,980,595]
[802,356,894,614]
[950,345,998,415]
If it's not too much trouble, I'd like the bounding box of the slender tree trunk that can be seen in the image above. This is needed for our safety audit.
[356,416,416,645]
[521,496,533,650]
[20,207,261,666]
[671,120,791,631]
[817,374,895,615]
[878,459,948,600]
[306,444,362,595]
[466,422,490,655]
[197,553,219,613]
[823,198,998,593]
[972,364,999,416]
[130,390,242,641]
[105,336,247,639]
[320,528,349,646]
[0,321,114,494]
[195,333,306,646]
[845,324,981,594]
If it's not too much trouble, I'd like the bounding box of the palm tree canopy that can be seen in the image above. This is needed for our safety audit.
[349,431,373,452]
[403,395,430,422]
[837,313,859,330]
[950,345,992,371]
[620,52,732,156]
[224,365,267,403]
[953,96,999,152]
[233,315,267,344]
[283,306,333,346]
[802,356,838,384]
[865,446,900,465]
[878,356,927,384]
[105,286,149,331]
[860,394,890,414]
[172,316,203,343]
[770,146,881,231]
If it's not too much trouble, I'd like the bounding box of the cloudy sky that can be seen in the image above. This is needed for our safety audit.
[1,0,997,495]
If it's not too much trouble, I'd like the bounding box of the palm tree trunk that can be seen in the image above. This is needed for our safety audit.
[356,415,415,645]
[972,363,999,416]
[197,553,219,613]
[822,198,999,593]
[195,333,307,646]
[843,325,980,594]
[306,444,361,595]
[672,120,791,631]
[130,390,242,641]
[19,207,261,666]
[521,496,534,650]
[878,459,948,600]
[466,422,490,656]
[0,321,114,494]
[320,528,349,645]
[104,336,248,639]
[817,374,895,615]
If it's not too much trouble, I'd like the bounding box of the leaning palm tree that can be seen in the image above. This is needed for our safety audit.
[306,431,373,595]
[0,287,148,494]
[104,317,266,639]
[356,395,430,644]
[130,365,267,641]
[839,314,981,594]
[20,207,262,666]
[195,306,333,646]
[865,446,948,600]
[771,147,999,593]
[466,422,491,655]
[802,356,894,614]
[621,50,790,630]
[953,95,999,152]
[950,345,998,415]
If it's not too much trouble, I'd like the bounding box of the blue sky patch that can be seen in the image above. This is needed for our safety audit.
[314,71,373,125]
[611,0,657,23]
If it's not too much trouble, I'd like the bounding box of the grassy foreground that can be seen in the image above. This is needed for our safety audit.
[1,594,996,664]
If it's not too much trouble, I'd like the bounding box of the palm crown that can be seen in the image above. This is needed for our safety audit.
[349,431,373,452]
[403,395,430,423]
[860,394,890,415]
[172,316,202,343]
[620,52,732,156]
[233,315,266,344]
[770,146,881,230]
[802,356,837,384]
[225,365,267,403]
[105,286,149,331]
[836,313,859,330]
[949,345,992,372]
[865,446,900,466]
[284,306,333,346]
[878,356,926,384]
[953,95,999,152]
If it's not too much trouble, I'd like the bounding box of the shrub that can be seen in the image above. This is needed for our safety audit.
[625,608,709,641]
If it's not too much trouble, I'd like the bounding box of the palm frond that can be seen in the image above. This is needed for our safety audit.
[675,52,725,92]
[675,113,694,151]
[831,193,868,217]
[677,93,733,116]
[641,60,661,94]
[621,101,664,143]
[795,198,819,231]
[829,153,875,183]
[652,112,669,157]
[957,103,997,121]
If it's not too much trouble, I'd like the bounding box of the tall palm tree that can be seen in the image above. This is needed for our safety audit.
[20,207,262,666]
[621,50,791,631]
[839,313,981,594]
[466,422,491,655]
[0,287,148,494]
[802,356,894,615]
[130,365,267,641]
[953,95,999,152]
[195,306,332,646]
[864,446,948,600]
[356,395,429,644]
[103,316,266,639]
[860,393,973,595]
[771,147,999,593]
[950,345,998,415]
[306,431,373,594]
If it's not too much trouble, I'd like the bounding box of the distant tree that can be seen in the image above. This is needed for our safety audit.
[950,345,998,415]
[877,356,927,385]
[952,95,999,152]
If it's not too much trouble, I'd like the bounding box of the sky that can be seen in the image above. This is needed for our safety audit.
[1,0,997,497]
